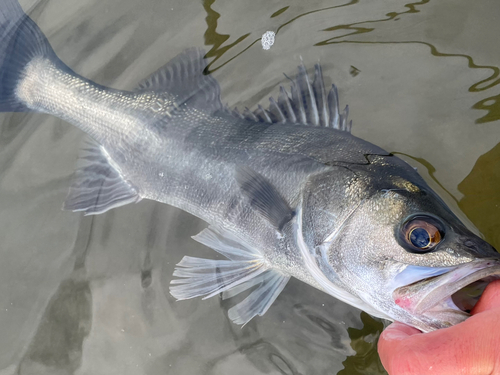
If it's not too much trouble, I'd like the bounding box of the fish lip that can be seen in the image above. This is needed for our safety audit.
[393,258,500,317]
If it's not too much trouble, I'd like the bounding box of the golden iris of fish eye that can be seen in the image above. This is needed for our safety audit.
[405,220,442,250]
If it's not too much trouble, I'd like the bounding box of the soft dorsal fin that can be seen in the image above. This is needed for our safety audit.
[135,48,223,114]
[170,225,290,325]
[64,138,141,215]
[231,63,352,132]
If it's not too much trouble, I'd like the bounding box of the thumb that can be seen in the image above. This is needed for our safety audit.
[379,322,420,341]
[378,322,423,374]
[471,279,500,314]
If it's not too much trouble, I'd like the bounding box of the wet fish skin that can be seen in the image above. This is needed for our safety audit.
[1,0,499,332]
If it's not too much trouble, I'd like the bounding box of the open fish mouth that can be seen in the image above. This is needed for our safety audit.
[393,259,500,328]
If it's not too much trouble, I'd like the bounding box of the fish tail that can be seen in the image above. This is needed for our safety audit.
[0,0,61,112]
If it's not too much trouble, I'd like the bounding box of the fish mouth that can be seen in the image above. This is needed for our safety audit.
[393,259,500,328]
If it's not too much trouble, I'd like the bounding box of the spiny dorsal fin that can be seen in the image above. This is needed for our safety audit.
[135,48,223,114]
[227,63,352,132]
[170,225,290,325]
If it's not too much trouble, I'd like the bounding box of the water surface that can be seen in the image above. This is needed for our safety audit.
[1,0,499,374]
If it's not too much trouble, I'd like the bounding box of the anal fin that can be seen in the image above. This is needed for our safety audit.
[170,226,289,325]
[63,139,141,215]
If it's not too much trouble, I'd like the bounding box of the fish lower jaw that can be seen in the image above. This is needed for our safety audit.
[393,292,470,331]
[420,297,470,329]
[393,259,500,331]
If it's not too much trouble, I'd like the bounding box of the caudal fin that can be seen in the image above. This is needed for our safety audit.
[0,0,59,112]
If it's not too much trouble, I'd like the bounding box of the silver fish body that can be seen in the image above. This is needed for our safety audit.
[2,0,499,332]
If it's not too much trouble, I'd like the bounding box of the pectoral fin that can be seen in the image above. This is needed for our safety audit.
[170,226,289,325]
[236,167,295,231]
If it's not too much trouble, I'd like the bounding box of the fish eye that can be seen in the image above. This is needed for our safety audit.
[400,216,444,253]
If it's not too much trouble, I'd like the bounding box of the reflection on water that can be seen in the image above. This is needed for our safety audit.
[339,313,386,375]
[203,0,360,71]
[0,0,499,374]
[459,142,500,249]
[206,0,500,124]
[315,0,500,125]
[317,0,431,43]
[203,0,251,70]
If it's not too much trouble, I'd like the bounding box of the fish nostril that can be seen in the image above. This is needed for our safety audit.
[464,240,477,250]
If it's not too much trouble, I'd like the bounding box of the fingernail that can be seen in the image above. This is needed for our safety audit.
[381,322,418,341]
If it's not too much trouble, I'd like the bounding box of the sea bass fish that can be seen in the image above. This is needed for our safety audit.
[1,0,499,333]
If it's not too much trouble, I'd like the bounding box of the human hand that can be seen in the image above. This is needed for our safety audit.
[378,280,500,375]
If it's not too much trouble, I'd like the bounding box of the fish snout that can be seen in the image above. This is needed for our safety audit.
[460,236,499,259]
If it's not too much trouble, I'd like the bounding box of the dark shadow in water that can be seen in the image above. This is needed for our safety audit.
[16,217,94,375]
[458,142,500,250]
[296,305,352,351]
[17,279,92,375]
[240,339,300,375]
[340,313,387,375]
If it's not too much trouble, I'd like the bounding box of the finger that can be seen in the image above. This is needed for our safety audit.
[379,322,420,341]
[379,282,500,374]
[472,279,500,314]
[378,323,423,374]
[378,335,422,374]
[378,311,500,375]
[379,326,464,375]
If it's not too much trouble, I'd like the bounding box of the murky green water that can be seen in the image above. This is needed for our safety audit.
[0,0,499,374]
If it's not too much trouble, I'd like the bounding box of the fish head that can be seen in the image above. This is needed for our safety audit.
[303,161,499,332]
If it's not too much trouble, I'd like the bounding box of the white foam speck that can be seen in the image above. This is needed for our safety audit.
[261,31,275,50]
